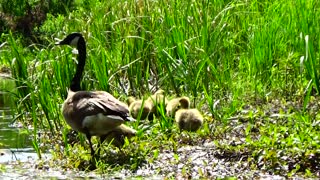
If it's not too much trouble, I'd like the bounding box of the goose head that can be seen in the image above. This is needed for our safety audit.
[56,32,84,47]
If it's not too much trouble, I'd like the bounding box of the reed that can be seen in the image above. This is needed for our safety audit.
[1,0,319,176]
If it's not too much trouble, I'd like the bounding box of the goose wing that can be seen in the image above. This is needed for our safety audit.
[72,91,131,120]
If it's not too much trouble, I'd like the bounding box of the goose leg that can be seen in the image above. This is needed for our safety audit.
[86,134,95,157]
[97,131,112,155]
[86,134,98,170]
[97,135,106,155]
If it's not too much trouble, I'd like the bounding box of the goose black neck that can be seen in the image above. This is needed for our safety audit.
[70,37,86,92]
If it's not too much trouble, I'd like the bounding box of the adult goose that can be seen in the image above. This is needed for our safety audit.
[56,33,134,157]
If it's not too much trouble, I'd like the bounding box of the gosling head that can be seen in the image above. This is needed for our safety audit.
[106,124,137,148]
[179,97,190,109]
[154,89,165,95]
[127,96,136,106]
[166,96,190,117]
[151,89,167,104]
[56,32,83,46]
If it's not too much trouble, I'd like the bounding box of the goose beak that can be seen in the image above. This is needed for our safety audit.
[127,116,136,122]
[54,38,64,45]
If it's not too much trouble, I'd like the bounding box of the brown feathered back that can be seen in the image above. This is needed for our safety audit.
[63,90,132,135]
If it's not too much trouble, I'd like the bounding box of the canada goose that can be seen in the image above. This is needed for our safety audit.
[175,108,203,132]
[146,89,168,119]
[127,96,151,120]
[166,96,190,117]
[103,124,137,148]
[56,33,135,157]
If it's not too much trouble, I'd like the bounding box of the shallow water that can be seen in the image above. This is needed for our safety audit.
[0,109,32,149]
[0,79,47,179]
[0,149,44,163]
[0,77,32,149]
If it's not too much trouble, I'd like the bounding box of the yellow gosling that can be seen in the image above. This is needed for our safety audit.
[166,96,190,117]
[127,96,136,106]
[147,89,168,119]
[103,124,137,148]
[128,97,151,120]
[175,108,203,132]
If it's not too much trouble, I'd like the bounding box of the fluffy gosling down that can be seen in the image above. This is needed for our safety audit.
[104,124,137,148]
[127,96,151,120]
[166,96,204,132]
[56,33,135,157]
[175,108,204,132]
[166,96,190,117]
[147,89,168,119]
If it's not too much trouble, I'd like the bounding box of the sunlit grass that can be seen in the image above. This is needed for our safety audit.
[0,0,320,178]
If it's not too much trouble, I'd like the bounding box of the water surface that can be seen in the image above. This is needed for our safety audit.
[0,77,34,164]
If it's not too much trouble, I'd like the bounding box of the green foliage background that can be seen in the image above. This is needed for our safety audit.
[0,0,319,177]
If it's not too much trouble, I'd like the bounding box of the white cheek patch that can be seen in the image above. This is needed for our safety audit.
[82,113,125,135]
[72,48,79,54]
[70,36,80,46]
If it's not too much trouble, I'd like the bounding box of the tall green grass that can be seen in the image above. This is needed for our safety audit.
[1,0,320,176]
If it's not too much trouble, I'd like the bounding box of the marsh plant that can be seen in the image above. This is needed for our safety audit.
[0,0,319,178]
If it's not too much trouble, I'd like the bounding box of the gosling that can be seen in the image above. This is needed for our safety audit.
[127,96,151,120]
[169,96,204,132]
[175,108,204,132]
[166,96,190,117]
[146,89,168,119]
[103,124,137,148]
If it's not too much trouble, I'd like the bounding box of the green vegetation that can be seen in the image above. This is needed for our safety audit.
[0,0,320,178]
